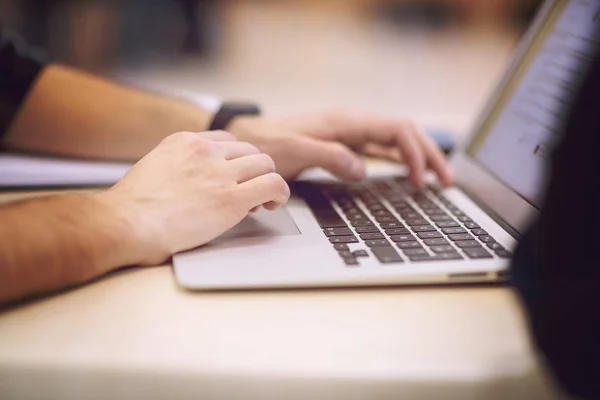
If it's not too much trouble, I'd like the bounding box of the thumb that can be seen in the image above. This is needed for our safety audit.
[297,138,366,180]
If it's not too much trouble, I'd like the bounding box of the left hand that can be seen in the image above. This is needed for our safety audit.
[228,109,455,188]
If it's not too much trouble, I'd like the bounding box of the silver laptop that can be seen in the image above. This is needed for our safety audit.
[173,0,597,290]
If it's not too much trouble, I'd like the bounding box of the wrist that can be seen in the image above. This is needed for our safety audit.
[92,191,167,267]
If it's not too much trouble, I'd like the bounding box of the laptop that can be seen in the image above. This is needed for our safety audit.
[173,0,598,290]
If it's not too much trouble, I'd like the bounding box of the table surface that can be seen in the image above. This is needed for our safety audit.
[0,188,557,400]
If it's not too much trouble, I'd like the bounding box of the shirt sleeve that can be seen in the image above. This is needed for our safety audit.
[511,53,600,399]
[0,27,47,138]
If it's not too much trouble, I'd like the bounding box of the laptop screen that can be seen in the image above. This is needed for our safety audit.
[465,0,599,208]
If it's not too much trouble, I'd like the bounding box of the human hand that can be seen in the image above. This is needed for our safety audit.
[228,109,454,188]
[97,131,290,265]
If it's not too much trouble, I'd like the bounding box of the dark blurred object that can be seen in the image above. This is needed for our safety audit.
[510,0,544,30]
[376,0,543,31]
[428,129,455,155]
[4,0,221,70]
[378,1,460,30]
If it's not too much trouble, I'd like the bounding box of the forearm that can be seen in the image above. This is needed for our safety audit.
[0,193,144,305]
[2,64,213,161]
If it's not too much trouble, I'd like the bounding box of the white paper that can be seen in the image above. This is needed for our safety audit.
[0,154,132,187]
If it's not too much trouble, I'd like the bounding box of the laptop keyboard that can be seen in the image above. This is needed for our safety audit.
[294,178,512,266]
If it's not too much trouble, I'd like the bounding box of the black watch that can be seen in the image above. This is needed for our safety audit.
[208,102,261,131]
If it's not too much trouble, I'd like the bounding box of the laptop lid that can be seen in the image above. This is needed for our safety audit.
[451,0,599,236]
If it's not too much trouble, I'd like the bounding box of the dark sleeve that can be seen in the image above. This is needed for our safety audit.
[511,55,600,399]
[0,27,47,138]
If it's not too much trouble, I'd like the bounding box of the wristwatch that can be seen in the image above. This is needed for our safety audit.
[208,102,261,131]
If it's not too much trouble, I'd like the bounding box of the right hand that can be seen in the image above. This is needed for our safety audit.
[97,130,290,265]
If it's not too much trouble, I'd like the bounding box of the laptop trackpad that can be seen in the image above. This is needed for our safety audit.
[213,207,300,242]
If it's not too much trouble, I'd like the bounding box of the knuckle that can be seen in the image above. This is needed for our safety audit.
[242,141,261,155]
[164,130,193,144]
[257,153,276,172]
[212,130,237,141]
[266,173,290,198]
[191,138,218,155]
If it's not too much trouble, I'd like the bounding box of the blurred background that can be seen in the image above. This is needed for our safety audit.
[0,0,542,138]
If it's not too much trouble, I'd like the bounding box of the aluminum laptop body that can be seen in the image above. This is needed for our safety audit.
[173,0,598,290]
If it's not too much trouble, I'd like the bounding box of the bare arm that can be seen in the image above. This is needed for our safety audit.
[2,64,213,161]
[0,131,289,306]
[0,193,144,305]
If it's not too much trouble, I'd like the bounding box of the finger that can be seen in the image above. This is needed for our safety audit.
[237,173,291,210]
[296,138,366,181]
[410,122,455,186]
[321,113,426,186]
[227,153,276,183]
[360,143,403,163]
[197,130,237,142]
[218,141,261,160]
[387,121,427,188]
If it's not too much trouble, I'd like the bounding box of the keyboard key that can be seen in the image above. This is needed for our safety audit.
[344,257,360,266]
[344,208,363,216]
[338,251,353,258]
[455,240,482,248]
[464,222,480,229]
[436,221,460,228]
[448,233,474,241]
[375,216,399,223]
[392,200,411,209]
[462,248,493,259]
[372,210,392,216]
[430,245,456,253]
[365,239,391,247]
[371,246,404,263]
[487,242,505,251]
[423,209,446,216]
[329,236,359,244]
[334,244,349,251]
[478,235,495,243]
[385,228,411,235]
[360,233,385,240]
[380,222,404,229]
[323,227,354,236]
[458,216,473,223]
[399,210,422,218]
[423,238,450,246]
[471,229,488,236]
[408,255,436,262]
[441,227,467,235]
[315,213,347,228]
[366,204,386,212]
[353,250,369,258]
[495,249,512,258]
[393,207,414,215]
[390,234,417,242]
[347,214,369,221]
[405,219,429,226]
[435,252,463,260]
[354,226,380,234]
[429,215,452,222]
[402,248,428,256]
[397,241,423,249]
[352,220,375,227]
[411,225,436,233]
[417,231,443,239]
